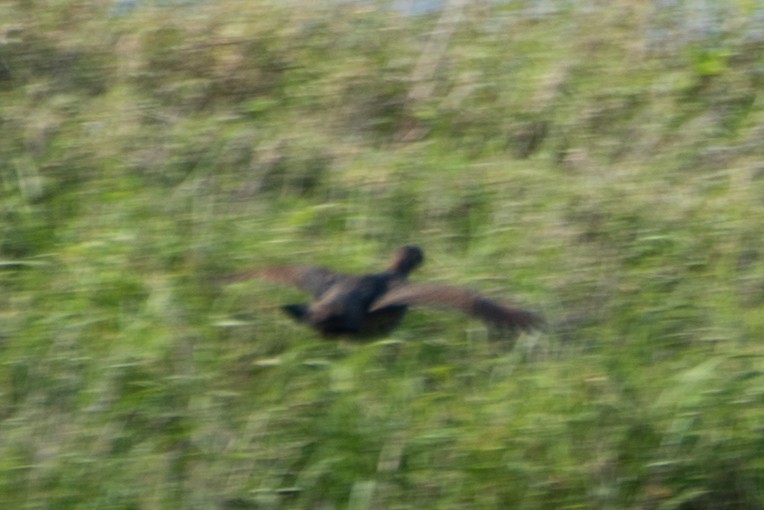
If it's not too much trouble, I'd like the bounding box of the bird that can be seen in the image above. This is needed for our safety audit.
[222,246,543,339]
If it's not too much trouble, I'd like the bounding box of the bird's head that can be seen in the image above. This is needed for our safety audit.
[389,245,424,275]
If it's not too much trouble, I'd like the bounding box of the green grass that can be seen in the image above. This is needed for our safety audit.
[1,0,764,508]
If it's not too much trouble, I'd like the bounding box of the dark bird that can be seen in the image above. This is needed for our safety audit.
[223,246,543,339]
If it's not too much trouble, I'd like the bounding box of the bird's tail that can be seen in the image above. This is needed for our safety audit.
[282,303,309,322]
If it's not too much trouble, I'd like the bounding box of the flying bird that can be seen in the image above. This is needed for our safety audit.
[222,246,543,339]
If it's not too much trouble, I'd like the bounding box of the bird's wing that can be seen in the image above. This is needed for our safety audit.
[369,283,543,332]
[220,265,343,298]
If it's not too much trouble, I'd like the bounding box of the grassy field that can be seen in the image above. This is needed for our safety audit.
[1,1,763,508]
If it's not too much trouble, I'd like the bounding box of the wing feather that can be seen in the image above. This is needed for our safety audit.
[220,265,342,298]
[370,283,543,332]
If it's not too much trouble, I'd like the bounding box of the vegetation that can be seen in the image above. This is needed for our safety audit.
[1,0,763,508]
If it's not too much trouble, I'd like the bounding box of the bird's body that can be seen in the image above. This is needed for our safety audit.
[223,246,543,339]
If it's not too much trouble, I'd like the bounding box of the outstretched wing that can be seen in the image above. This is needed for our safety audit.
[369,283,543,332]
[220,265,343,298]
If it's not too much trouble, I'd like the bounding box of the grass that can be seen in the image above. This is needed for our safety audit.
[1,0,764,508]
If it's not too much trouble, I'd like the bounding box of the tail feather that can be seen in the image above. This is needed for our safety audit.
[282,303,309,322]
